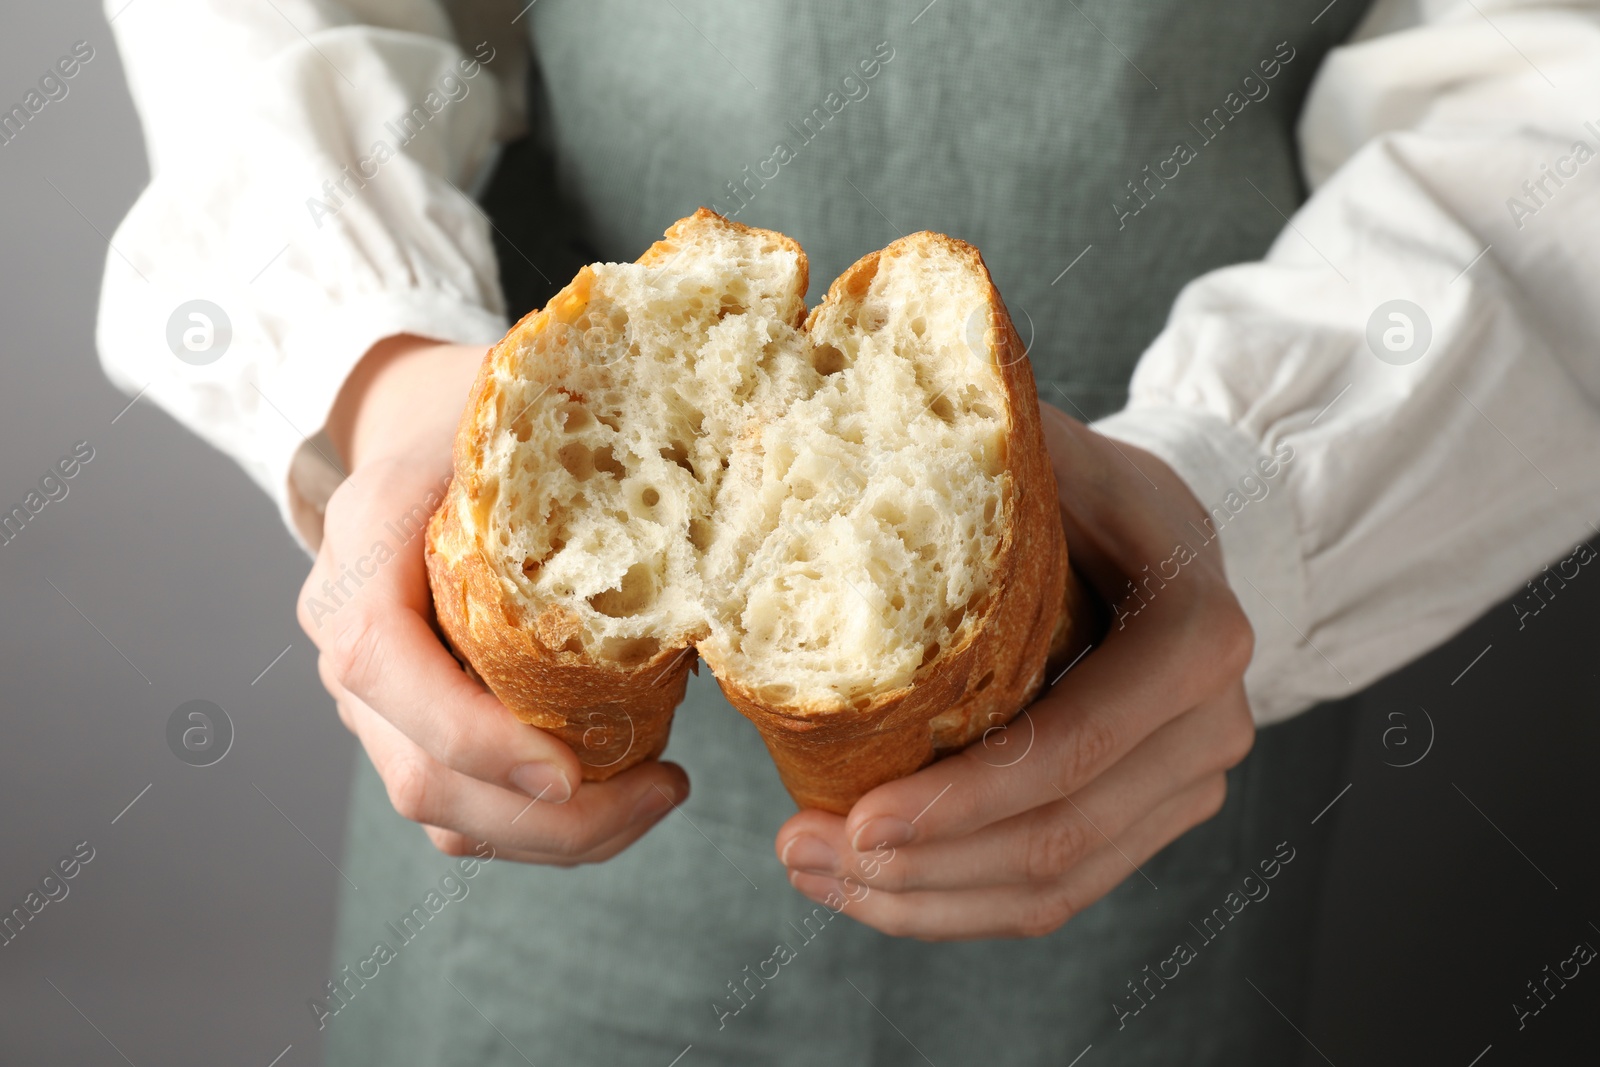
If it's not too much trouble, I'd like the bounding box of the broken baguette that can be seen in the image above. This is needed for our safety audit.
[426,209,1097,813]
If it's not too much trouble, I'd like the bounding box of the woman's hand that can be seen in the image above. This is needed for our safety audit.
[774,402,1257,938]
[299,335,689,864]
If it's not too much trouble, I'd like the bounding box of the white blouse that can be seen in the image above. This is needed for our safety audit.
[96,0,1600,726]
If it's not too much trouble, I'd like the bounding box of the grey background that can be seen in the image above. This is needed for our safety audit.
[1,2,1595,1065]
[0,4,352,1065]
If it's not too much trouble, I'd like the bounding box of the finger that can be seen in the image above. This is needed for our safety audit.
[789,774,1226,941]
[341,689,687,860]
[330,686,357,734]
[419,820,668,867]
[299,463,590,800]
[418,825,600,866]
[310,591,591,801]
[780,688,1251,892]
[1046,772,1226,910]
[839,617,1251,851]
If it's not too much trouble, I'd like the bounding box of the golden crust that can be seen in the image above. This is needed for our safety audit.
[426,211,1101,810]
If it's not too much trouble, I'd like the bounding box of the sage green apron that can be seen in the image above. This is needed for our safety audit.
[326,2,1371,1063]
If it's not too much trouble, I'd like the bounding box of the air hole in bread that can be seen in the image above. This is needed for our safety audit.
[812,344,848,375]
[661,441,693,472]
[759,682,795,703]
[588,562,657,618]
[602,635,661,665]
[557,442,595,480]
[593,446,626,479]
[560,403,593,432]
[972,669,994,692]
[871,499,906,527]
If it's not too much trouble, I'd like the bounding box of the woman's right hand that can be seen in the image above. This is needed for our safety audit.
[298,335,689,864]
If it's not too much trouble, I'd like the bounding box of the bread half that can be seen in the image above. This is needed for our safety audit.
[426,209,1096,813]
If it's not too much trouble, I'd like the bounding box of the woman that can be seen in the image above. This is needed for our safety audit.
[98,1,1600,1062]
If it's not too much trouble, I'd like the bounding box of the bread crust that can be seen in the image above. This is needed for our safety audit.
[426,212,1099,810]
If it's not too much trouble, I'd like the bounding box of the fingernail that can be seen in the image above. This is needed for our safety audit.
[509,762,572,804]
[780,835,838,874]
[851,816,916,853]
[630,786,679,825]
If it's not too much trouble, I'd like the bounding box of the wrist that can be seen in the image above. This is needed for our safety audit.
[327,334,487,472]
[1088,404,1305,724]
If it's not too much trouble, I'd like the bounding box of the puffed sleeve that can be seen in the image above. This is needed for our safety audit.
[1093,0,1600,724]
[96,0,525,548]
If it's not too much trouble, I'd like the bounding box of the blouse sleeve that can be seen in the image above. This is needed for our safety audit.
[96,0,525,548]
[1094,0,1600,724]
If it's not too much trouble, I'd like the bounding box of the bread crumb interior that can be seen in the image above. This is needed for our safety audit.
[474,219,1011,710]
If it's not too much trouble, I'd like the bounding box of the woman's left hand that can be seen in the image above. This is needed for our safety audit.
[773,403,1257,939]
